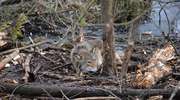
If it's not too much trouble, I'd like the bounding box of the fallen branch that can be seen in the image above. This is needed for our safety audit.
[0,40,49,56]
[0,82,177,98]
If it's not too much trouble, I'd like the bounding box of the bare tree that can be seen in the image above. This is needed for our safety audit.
[101,0,116,75]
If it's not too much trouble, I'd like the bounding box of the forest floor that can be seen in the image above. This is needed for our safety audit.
[0,34,180,100]
[0,0,180,99]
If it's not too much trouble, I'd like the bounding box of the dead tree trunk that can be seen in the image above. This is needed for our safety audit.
[101,0,116,75]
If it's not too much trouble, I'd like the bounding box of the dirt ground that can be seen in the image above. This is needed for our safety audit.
[0,36,180,99]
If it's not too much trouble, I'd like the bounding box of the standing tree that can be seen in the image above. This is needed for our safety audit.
[101,0,116,75]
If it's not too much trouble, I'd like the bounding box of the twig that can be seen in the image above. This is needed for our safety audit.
[51,63,72,71]
[0,40,49,56]
[9,83,27,100]
[33,63,42,75]
[96,88,121,100]
[55,85,70,100]
[0,82,176,98]
[158,1,171,34]
[38,53,57,64]
[169,81,180,100]
[121,25,134,79]
[40,72,81,81]
[22,54,32,83]
[74,96,119,100]
[38,87,56,100]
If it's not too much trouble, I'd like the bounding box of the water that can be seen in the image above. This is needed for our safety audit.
[138,0,180,37]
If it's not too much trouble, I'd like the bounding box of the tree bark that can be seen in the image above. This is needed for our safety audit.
[101,0,116,75]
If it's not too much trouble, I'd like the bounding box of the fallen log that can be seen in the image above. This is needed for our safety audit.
[133,43,175,88]
[0,82,177,98]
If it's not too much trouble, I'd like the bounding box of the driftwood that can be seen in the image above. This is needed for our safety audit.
[0,82,178,98]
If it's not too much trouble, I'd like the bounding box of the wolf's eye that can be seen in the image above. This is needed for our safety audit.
[87,60,91,63]
[76,55,80,59]
[80,56,83,59]
[77,46,84,49]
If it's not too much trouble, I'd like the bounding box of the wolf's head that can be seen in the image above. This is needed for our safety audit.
[71,34,103,74]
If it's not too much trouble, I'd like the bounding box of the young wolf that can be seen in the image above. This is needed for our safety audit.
[71,34,103,74]
[71,33,123,74]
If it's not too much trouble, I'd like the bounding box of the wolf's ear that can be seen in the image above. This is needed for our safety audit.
[74,34,84,42]
[73,28,85,45]
[91,39,103,50]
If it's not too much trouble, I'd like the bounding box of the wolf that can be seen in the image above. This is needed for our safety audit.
[70,32,123,74]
